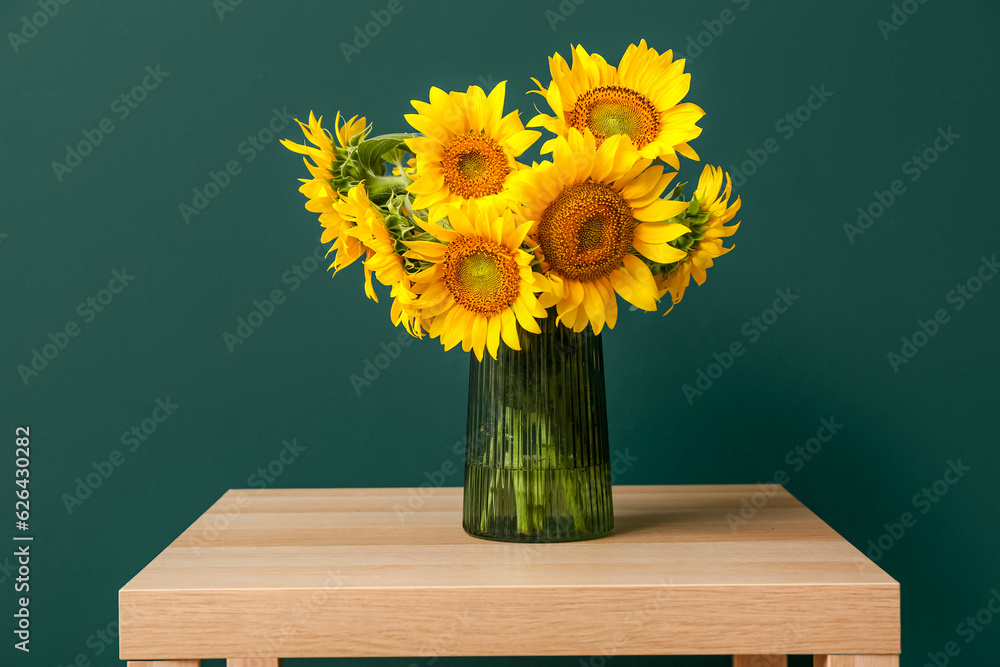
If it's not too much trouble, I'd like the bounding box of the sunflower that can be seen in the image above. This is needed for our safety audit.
[529,40,703,168]
[507,129,691,333]
[403,201,546,361]
[281,111,368,184]
[656,164,741,307]
[323,182,371,273]
[281,112,369,270]
[343,188,422,336]
[404,82,541,219]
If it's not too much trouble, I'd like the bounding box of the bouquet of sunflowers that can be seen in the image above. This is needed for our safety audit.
[282,40,740,361]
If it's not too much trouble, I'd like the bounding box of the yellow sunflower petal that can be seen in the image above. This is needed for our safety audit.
[500,308,521,351]
[471,314,488,361]
[512,297,541,334]
[486,315,502,360]
[634,221,690,244]
[633,239,687,264]
[633,197,689,222]
[404,240,449,260]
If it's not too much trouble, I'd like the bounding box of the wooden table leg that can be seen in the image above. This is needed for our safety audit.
[814,657,899,666]
[734,657,787,667]
[228,661,283,667]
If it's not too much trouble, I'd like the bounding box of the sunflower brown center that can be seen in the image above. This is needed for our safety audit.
[537,181,635,282]
[443,236,521,315]
[441,131,511,199]
[567,85,659,148]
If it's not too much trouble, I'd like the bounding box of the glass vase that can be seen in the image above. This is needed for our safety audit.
[462,312,614,542]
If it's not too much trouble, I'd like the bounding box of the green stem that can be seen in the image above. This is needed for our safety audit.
[563,470,588,532]
[545,359,589,535]
[514,471,528,534]
[480,411,499,532]
[481,335,595,538]
[512,427,529,534]
[364,174,410,198]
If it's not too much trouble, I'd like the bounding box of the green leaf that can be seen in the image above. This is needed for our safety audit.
[357,133,418,176]
[665,181,687,201]
[357,140,400,176]
[367,132,420,142]
[385,147,410,167]
[365,174,411,205]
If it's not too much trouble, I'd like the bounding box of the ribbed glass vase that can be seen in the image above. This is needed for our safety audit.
[462,312,614,542]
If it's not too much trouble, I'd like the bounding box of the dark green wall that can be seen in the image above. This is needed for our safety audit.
[2,1,997,666]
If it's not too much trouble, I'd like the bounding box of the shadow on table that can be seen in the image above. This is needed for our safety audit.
[609,508,729,538]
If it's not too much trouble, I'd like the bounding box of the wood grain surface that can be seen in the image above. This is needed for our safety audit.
[119,485,900,659]
[814,656,900,666]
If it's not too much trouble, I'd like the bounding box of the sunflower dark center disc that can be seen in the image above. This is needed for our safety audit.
[537,181,635,282]
[567,85,660,147]
[441,131,511,199]
[443,236,520,315]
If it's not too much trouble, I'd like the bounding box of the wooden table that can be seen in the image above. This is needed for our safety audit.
[119,485,900,667]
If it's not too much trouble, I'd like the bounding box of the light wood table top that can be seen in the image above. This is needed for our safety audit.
[119,485,900,660]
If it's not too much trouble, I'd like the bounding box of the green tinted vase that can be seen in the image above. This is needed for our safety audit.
[462,312,614,542]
